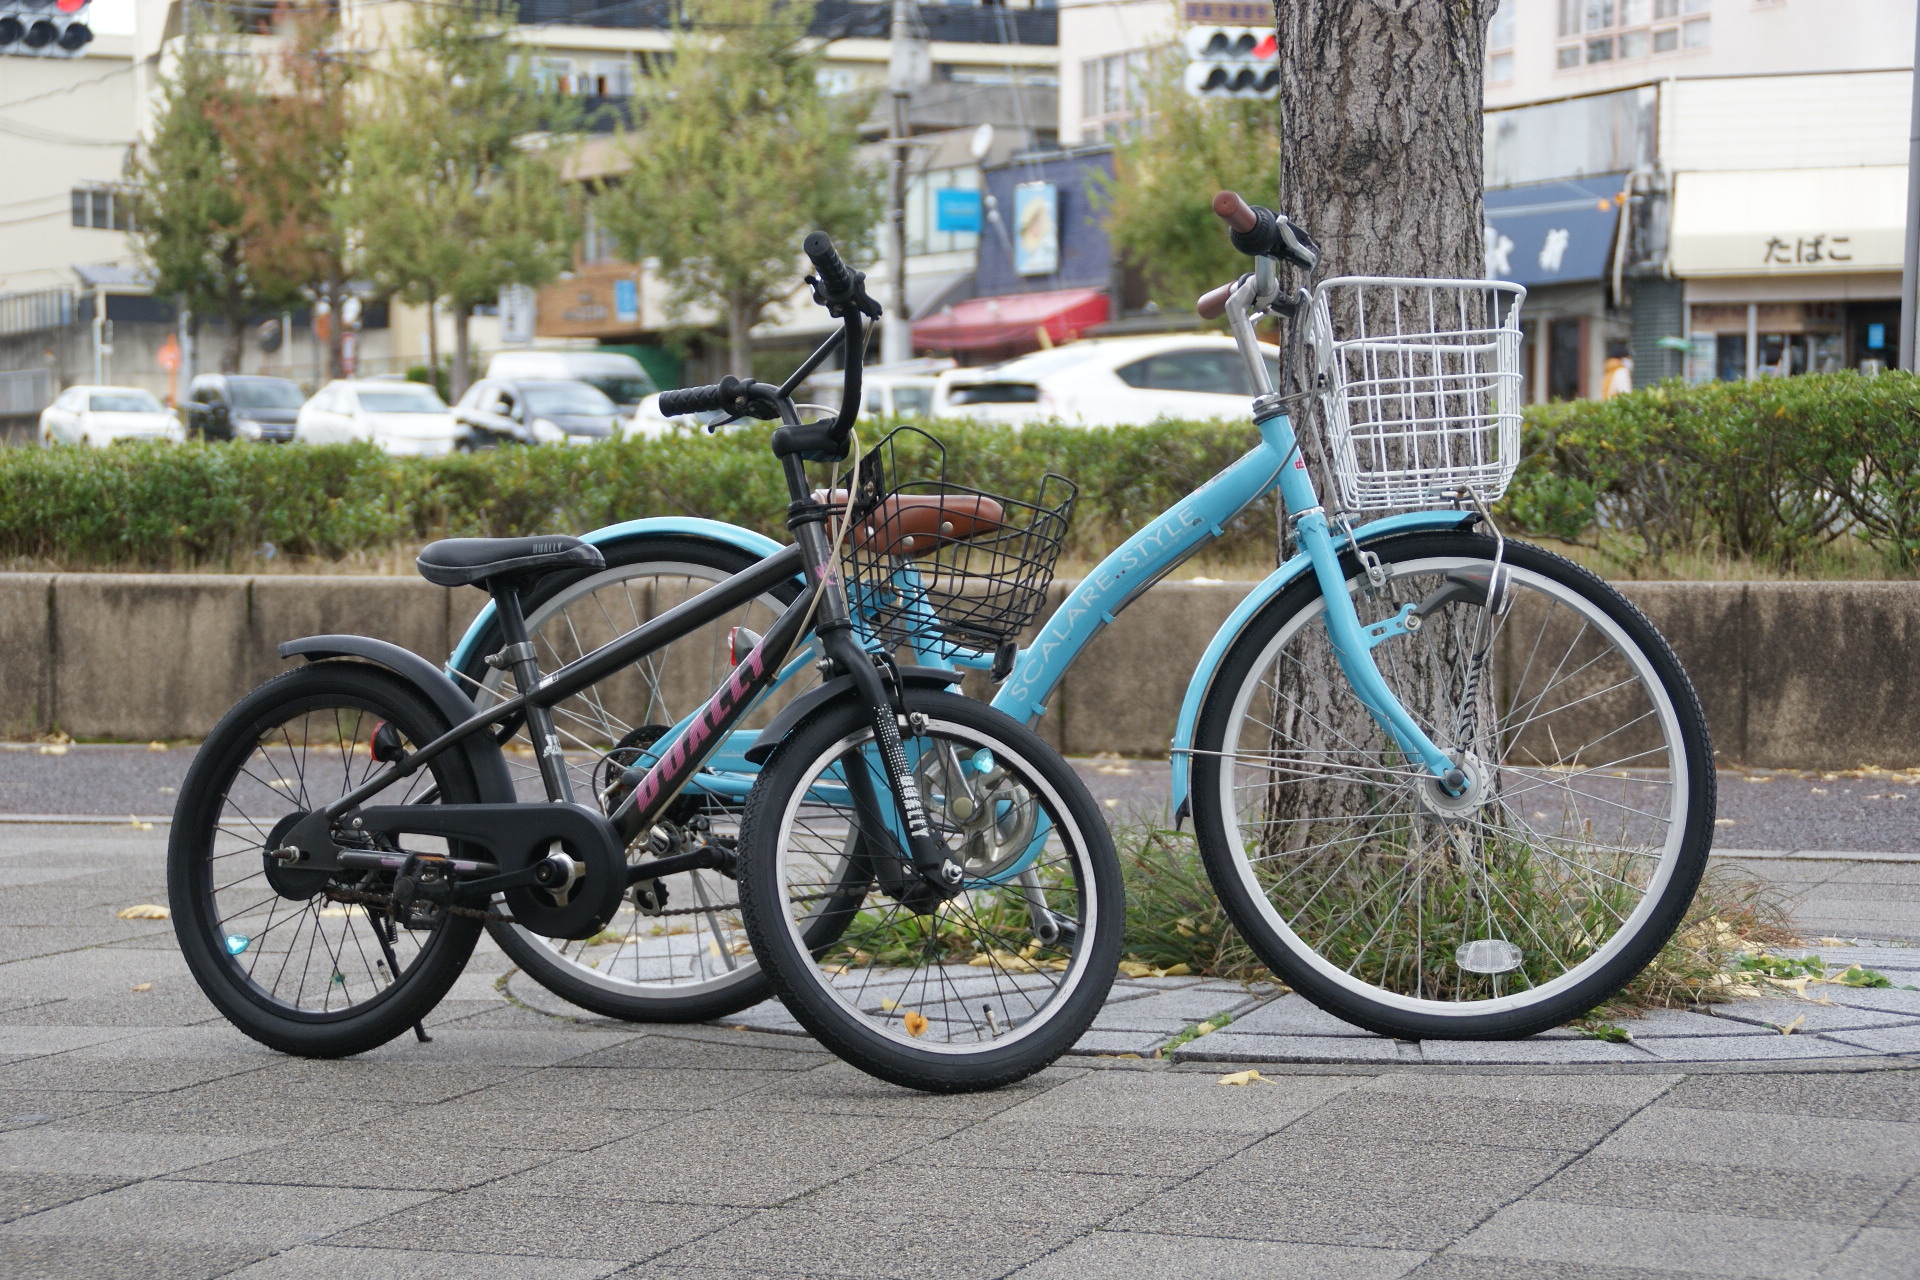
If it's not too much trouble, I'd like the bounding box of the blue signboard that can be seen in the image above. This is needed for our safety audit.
[1483,172,1627,287]
[613,278,638,324]
[935,188,982,234]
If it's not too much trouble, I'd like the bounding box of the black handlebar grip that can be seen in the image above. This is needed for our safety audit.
[804,231,856,302]
[659,375,745,418]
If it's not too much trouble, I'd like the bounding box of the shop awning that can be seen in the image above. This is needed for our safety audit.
[912,287,1109,353]
[1670,166,1906,277]
[1484,173,1627,287]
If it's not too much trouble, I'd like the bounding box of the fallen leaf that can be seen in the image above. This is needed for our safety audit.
[128,816,152,831]
[117,904,169,920]
[147,741,168,752]
[1194,1021,1217,1036]
[37,744,67,757]
[1162,963,1193,977]
[1117,960,1156,978]
[1778,1015,1806,1035]
[1218,1069,1268,1086]
[130,983,153,993]
[1714,818,1737,827]
[902,1010,929,1037]
[879,998,899,1012]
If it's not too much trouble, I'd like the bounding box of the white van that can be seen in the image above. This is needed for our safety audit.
[484,350,658,413]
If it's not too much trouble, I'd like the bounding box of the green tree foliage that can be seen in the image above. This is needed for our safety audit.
[126,22,285,373]
[1095,44,1280,314]
[344,0,579,396]
[595,0,882,378]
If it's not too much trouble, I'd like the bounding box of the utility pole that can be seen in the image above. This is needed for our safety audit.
[883,0,917,365]
[1902,2,1920,371]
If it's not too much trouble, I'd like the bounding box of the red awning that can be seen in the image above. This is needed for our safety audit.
[912,288,1110,354]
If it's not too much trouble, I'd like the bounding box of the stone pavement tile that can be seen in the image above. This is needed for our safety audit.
[1413,1039,1656,1065]
[1594,1106,1920,1177]
[0,1171,136,1224]
[1117,1136,1568,1251]
[207,1060,522,1105]
[222,1244,628,1279]
[564,1033,832,1073]
[896,1117,1259,1178]
[1353,1072,1681,1109]
[1635,1034,1883,1063]
[1451,1201,1851,1279]
[1816,987,1920,1016]
[343,1102,679,1152]
[0,1050,267,1093]
[426,1003,577,1033]
[1867,1175,1920,1228]
[344,1028,637,1069]
[1534,1154,1905,1227]
[70,1090,374,1139]
[1406,1256,1758,1279]
[178,1135,561,1192]
[708,1059,1078,1121]
[1003,1230,1424,1280]
[1068,1030,1170,1056]
[1825,1024,1920,1054]
[798,1166,1170,1228]
[460,1066,766,1113]
[0,948,194,999]
[500,1110,963,1208]
[0,1234,262,1280]
[0,1126,276,1177]
[0,1088,136,1131]
[1171,1032,1407,1063]
[1658,1069,1920,1122]
[1280,1091,1636,1153]
[1223,994,1380,1037]
[642,1206,1083,1280]
[331,1189,736,1261]
[1706,998,1912,1033]
[0,1179,438,1250]
[0,988,222,1027]
[719,1001,809,1036]
[1085,987,1262,1033]
[991,1064,1359,1133]
[1616,1009,1773,1038]
[0,1026,140,1057]
[1816,1228,1920,1280]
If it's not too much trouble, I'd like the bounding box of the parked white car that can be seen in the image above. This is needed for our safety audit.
[932,336,1283,427]
[295,379,462,456]
[800,357,953,420]
[39,386,185,447]
[485,350,657,415]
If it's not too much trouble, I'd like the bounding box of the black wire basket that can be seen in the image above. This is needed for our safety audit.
[833,427,1076,652]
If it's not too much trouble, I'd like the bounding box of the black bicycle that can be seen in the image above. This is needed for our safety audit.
[168,234,1121,1092]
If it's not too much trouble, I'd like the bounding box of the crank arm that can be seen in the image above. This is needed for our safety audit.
[625,844,734,884]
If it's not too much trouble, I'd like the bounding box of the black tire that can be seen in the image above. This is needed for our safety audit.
[739,690,1122,1092]
[168,662,485,1057]
[455,535,808,1024]
[1191,531,1715,1040]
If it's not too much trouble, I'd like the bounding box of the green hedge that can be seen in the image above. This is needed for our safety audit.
[1504,370,1920,569]
[0,421,1269,569]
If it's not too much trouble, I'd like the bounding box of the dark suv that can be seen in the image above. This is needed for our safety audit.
[186,374,306,442]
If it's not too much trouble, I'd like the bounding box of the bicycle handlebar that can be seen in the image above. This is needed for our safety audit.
[804,232,857,306]
[1209,190,1322,272]
[658,375,750,419]
[1196,281,1235,321]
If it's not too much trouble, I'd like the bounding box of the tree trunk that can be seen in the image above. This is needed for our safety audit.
[220,295,246,374]
[1273,0,1490,280]
[452,305,472,401]
[726,296,755,380]
[423,295,440,387]
[325,276,346,381]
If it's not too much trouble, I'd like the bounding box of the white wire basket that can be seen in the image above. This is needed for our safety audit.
[1308,276,1527,511]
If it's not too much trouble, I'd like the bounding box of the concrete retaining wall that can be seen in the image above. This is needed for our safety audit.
[1,572,1914,769]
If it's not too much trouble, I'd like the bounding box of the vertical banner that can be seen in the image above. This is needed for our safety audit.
[1013,181,1059,276]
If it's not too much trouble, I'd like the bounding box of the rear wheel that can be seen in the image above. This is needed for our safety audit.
[455,535,815,1023]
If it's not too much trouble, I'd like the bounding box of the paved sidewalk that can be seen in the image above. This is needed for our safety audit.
[3,822,1919,1279]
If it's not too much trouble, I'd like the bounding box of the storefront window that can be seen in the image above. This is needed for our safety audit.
[1549,318,1584,400]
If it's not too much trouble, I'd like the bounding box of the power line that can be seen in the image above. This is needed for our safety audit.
[0,59,138,113]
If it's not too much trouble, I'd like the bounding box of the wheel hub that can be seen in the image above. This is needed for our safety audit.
[1418,752,1490,821]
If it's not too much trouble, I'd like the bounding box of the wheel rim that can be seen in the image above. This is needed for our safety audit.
[769,717,1098,1054]
[468,557,810,1002]
[1216,553,1692,1018]
[191,698,460,1020]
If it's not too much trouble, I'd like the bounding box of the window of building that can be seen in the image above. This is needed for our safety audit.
[1079,49,1152,142]
[70,187,133,231]
[1556,0,1707,69]
[1488,5,1517,83]
[586,59,633,97]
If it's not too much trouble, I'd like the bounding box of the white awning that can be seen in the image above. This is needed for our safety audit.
[1671,166,1907,277]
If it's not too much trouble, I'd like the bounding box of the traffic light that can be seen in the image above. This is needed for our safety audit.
[1183,26,1277,99]
[0,0,92,57]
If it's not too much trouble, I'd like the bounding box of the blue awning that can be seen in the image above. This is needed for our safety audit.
[1484,173,1628,288]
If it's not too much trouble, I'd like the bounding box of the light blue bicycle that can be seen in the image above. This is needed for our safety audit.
[455,191,1715,1041]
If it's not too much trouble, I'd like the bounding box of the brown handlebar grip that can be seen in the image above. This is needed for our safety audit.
[1196,282,1234,320]
[1212,190,1258,234]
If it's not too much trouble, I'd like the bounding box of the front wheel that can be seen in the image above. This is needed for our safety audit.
[739,690,1122,1093]
[1191,532,1714,1040]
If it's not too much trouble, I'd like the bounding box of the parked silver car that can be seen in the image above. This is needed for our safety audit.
[39,386,185,447]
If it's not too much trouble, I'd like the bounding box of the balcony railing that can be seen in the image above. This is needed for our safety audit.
[515,0,1058,45]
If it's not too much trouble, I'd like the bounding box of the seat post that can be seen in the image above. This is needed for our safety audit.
[492,582,575,805]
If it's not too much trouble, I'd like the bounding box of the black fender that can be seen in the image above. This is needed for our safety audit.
[743,665,965,765]
[278,635,516,802]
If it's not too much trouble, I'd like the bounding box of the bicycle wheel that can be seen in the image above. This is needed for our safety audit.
[1191,531,1714,1039]
[454,536,813,1023]
[168,662,485,1057]
[739,689,1122,1092]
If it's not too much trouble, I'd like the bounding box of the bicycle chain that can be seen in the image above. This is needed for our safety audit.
[321,883,747,922]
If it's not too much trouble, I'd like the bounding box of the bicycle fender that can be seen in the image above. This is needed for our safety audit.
[279,635,516,802]
[743,666,965,765]
[445,518,793,677]
[1167,511,1475,823]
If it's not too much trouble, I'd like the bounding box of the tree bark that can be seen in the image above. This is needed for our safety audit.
[452,306,472,401]
[324,275,346,380]
[423,295,439,388]
[726,296,755,380]
[1273,0,1491,280]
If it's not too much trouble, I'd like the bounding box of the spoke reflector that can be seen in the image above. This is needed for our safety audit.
[1456,939,1524,974]
[223,934,250,956]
